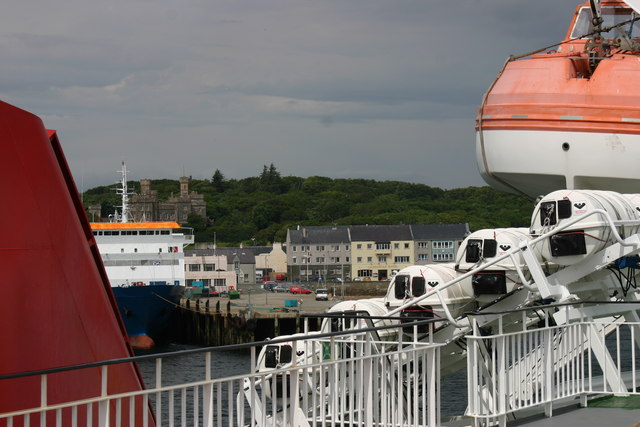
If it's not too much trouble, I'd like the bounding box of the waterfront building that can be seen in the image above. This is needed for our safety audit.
[286,226,351,283]
[251,242,288,281]
[285,223,470,282]
[184,250,236,291]
[411,223,470,265]
[350,225,414,281]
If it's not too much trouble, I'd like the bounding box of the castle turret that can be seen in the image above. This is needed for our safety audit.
[179,177,189,197]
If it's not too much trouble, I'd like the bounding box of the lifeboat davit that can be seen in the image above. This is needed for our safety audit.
[455,228,540,304]
[477,0,640,198]
[530,189,640,265]
[384,264,474,322]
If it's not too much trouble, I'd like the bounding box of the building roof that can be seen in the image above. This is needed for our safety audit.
[248,246,273,255]
[185,248,256,264]
[349,224,413,242]
[410,223,470,240]
[288,226,351,244]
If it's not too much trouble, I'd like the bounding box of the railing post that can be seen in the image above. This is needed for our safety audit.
[98,366,110,427]
[362,333,373,426]
[544,328,553,418]
[40,374,47,427]
[203,352,213,427]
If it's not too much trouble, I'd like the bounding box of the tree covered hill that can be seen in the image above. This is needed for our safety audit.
[82,165,535,245]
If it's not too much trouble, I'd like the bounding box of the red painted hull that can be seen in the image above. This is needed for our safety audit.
[0,101,153,426]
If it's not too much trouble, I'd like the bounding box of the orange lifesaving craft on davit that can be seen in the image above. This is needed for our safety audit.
[477,0,640,198]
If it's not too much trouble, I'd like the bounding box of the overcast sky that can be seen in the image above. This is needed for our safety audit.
[2,0,580,190]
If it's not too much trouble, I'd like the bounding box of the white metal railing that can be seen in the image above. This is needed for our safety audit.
[467,307,640,426]
[0,321,442,427]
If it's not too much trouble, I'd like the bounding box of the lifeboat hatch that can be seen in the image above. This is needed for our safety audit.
[539,199,572,227]
[394,275,410,299]
[472,271,507,295]
[400,306,434,333]
[465,239,498,263]
[394,275,428,299]
[264,344,293,368]
[550,230,588,257]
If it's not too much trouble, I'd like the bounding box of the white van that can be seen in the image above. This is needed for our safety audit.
[315,289,329,301]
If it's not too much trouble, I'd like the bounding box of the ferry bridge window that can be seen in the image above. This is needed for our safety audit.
[571,6,640,39]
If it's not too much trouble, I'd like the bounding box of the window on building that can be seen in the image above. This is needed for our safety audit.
[204,263,215,271]
[292,246,297,252]
[376,242,390,250]
[214,278,226,286]
[203,279,211,286]
[292,257,297,264]
[336,257,340,263]
[189,264,201,272]
[378,256,387,262]
[302,258,306,264]
[234,261,239,270]
[121,248,124,253]
[367,244,372,249]
[330,257,335,263]
[418,241,429,249]
[243,274,249,282]
[357,244,362,249]
[346,245,350,251]
[367,257,372,262]
[433,241,453,249]
[394,256,410,263]
[357,269,372,277]
[346,257,350,262]
[404,243,410,249]
[418,254,428,261]
[394,243,399,249]
[357,257,362,262]
[432,253,454,262]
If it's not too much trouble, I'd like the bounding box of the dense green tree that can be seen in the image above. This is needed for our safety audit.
[211,169,226,192]
[83,171,533,245]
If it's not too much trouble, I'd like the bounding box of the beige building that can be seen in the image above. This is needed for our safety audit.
[184,251,236,291]
[350,225,414,281]
[254,242,288,281]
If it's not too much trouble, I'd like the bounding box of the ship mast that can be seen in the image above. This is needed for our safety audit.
[116,161,132,223]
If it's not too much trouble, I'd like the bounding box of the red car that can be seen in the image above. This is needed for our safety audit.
[289,286,312,294]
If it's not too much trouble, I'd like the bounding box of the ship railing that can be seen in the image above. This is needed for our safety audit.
[174,226,195,244]
[466,301,640,427]
[0,318,442,427]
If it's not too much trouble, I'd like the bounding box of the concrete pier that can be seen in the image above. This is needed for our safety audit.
[173,291,346,346]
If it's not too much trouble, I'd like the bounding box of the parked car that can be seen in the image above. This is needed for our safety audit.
[290,286,312,294]
[315,289,330,301]
[263,281,277,292]
[273,283,291,293]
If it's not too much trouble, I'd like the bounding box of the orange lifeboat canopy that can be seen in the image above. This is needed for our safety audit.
[477,0,640,198]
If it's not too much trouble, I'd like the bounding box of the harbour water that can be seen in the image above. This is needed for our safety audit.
[136,343,469,419]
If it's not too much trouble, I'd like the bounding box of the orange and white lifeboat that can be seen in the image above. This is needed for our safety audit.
[477,0,640,198]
